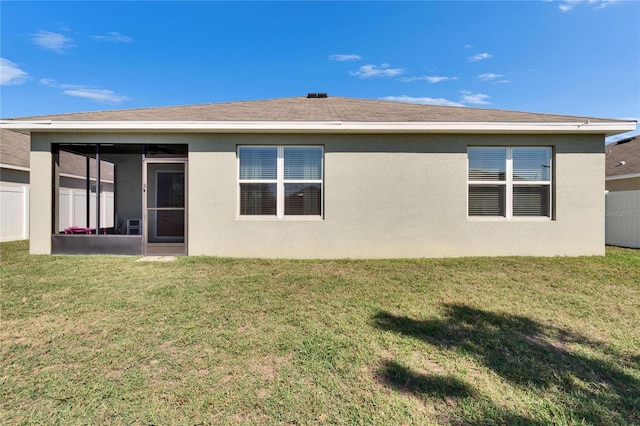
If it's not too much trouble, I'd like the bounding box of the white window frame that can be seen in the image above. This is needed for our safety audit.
[237,145,323,219]
[468,146,552,220]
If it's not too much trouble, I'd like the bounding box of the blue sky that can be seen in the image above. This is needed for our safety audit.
[1,1,638,139]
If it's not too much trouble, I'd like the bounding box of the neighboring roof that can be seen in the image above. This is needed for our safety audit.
[0,128,113,180]
[606,135,640,178]
[0,128,29,168]
[1,96,635,136]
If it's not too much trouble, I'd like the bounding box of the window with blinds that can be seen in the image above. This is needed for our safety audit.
[238,146,323,218]
[468,146,552,219]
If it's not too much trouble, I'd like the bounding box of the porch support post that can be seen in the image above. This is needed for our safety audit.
[30,136,53,254]
[95,144,101,235]
[85,155,90,228]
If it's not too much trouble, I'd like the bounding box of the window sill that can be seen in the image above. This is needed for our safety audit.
[236,216,324,221]
[468,216,553,221]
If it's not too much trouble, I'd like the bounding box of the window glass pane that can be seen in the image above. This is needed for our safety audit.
[469,185,506,216]
[284,147,322,180]
[513,185,550,217]
[240,183,276,215]
[239,147,277,180]
[468,148,507,181]
[285,183,321,215]
[513,148,551,182]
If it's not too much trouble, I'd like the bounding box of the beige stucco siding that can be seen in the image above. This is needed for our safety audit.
[189,133,605,258]
[30,132,605,258]
[29,137,53,254]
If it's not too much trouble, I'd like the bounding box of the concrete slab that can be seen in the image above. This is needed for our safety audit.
[136,256,177,262]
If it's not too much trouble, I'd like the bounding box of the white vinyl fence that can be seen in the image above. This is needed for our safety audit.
[0,185,114,242]
[605,190,640,248]
[0,184,29,242]
[58,188,114,232]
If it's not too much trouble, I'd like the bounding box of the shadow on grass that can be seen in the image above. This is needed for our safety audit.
[377,360,475,398]
[373,304,640,424]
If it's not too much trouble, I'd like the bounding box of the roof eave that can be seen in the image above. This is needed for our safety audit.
[1,120,636,137]
[606,172,640,181]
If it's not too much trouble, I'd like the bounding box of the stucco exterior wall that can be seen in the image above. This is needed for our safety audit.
[30,137,53,254]
[31,132,605,258]
[189,133,605,258]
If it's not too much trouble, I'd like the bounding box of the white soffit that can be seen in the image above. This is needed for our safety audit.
[1,120,636,136]
[606,173,640,181]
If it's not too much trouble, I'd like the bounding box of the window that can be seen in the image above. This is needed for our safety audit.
[238,146,323,218]
[468,147,552,218]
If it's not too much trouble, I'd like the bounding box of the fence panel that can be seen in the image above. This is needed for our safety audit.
[0,185,29,242]
[605,190,640,248]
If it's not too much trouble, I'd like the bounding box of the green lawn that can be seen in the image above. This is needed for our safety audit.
[2,240,639,425]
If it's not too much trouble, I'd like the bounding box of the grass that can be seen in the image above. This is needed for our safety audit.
[1,240,639,425]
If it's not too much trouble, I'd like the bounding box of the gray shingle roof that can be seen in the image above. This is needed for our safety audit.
[606,136,640,177]
[0,128,113,180]
[1,128,30,168]
[5,96,628,123]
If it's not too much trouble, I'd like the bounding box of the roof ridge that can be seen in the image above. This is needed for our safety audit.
[2,95,636,124]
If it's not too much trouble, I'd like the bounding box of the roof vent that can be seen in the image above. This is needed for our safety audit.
[307,93,328,98]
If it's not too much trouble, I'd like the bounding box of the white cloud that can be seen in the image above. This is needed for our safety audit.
[460,91,491,105]
[0,58,29,85]
[350,63,404,79]
[40,79,130,103]
[329,54,361,61]
[92,32,133,43]
[468,52,492,62]
[63,88,130,103]
[477,73,504,81]
[379,95,464,107]
[32,30,74,53]
[39,78,58,87]
[39,78,81,89]
[477,73,509,83]
[381,91,493,107]
[556,0,619,12]
[401,76,459,83]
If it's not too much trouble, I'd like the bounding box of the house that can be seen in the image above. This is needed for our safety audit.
[0,95,636,257]
[605,135,640,248]
[0,128,30,241]
[606,135,640,191]
[1,128,115,242]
